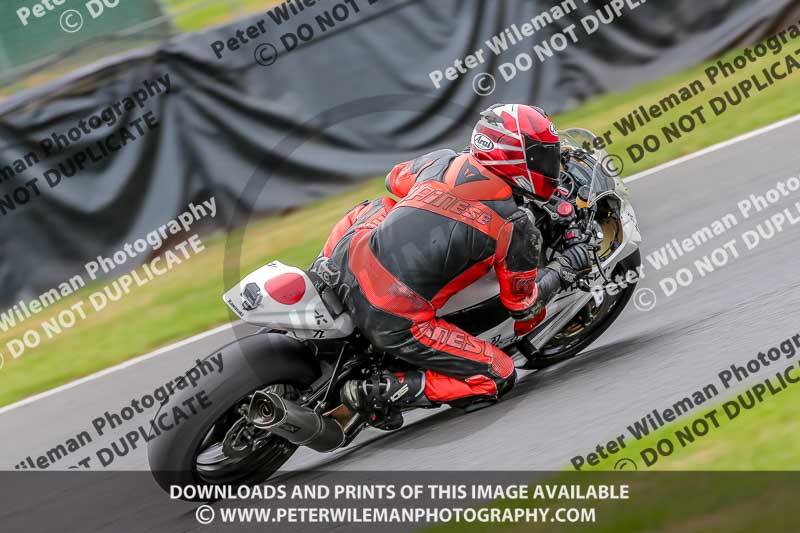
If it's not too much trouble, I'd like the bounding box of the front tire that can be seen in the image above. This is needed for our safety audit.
[524,249,641,368]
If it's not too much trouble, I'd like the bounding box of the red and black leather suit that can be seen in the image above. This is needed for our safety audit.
[318,149,562,403]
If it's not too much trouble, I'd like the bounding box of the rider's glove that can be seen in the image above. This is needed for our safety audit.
[547,244,592,288]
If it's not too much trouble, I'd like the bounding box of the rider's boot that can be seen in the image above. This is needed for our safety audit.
[340,371,432,430]
[446,370,516,412]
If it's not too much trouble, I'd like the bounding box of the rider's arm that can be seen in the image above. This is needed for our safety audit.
[321,201,373,257]
[495,208,562,321]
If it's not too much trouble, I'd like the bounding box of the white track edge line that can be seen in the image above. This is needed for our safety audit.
[3,113,800,415]
[0,322,233,415]
[624,113,800,183]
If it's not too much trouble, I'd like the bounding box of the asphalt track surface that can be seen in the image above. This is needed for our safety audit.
[2,117,800,530]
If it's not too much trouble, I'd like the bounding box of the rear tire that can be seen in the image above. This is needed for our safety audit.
[192,383,300,486]
[147,333,320,500]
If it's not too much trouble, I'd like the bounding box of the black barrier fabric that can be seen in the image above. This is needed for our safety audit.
[0,0,796,303]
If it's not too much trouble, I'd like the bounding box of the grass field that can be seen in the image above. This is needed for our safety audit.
[425,384,800,532]
[0,0,282,98]
[428,471,800,533]
[426,344,800,532]
[576,362,800,472]
[163,0,282,32]
[1,38,799,411]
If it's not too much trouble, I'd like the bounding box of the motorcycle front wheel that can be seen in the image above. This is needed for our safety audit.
[523,249,642,369]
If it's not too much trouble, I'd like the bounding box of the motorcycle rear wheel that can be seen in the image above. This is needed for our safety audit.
[147,333,320,500]
[193,383,300,485]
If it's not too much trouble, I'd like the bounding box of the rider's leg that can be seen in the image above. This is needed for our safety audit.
[401,318,517,403]
[331,231,516,423]
[341,310,517,412]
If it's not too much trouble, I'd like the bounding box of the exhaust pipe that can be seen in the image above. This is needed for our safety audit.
[246,391,345,452]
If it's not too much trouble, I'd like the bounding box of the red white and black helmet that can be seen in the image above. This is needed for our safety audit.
[470,103,562,200]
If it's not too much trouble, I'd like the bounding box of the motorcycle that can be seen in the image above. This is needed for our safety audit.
[148,129,642,496]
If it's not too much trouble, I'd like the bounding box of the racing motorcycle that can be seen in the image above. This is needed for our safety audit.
[148,129,642,496]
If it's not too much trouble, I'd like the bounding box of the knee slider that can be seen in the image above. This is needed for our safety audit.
[496,369,517,397]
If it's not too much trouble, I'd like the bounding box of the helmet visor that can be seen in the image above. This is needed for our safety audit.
[524,136,561,188]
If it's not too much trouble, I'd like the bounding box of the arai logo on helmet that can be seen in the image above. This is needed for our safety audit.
[472,133,496,152]
[549,123,559,137]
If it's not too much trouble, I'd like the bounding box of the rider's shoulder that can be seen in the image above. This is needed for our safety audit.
[413,149,458,168]
[408,149,459,181]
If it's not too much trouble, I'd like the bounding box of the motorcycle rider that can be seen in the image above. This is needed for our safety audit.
[313,104,591,428]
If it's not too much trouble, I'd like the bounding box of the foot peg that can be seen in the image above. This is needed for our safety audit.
[516,338,547,369]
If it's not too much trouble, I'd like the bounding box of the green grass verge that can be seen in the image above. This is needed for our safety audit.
[163,0,282,32]
[422,383,800,533]
[424,356,800,532]
[424,472,800,533]
[0,1,283,98]
[0,38,798,410]
[576,364,800,472]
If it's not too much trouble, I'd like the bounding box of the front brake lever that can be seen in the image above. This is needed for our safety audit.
[577,246,609,293]
[593,247,611,283]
